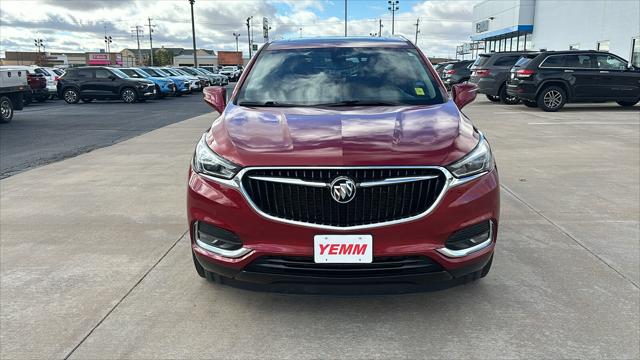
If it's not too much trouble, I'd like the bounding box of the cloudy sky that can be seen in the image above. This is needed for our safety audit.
[0,0,479,58]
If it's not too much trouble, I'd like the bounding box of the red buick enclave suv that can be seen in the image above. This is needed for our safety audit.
[188,37,499,293]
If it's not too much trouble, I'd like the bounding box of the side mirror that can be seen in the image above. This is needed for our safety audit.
[452,82,478,109]
[203,86,227,114]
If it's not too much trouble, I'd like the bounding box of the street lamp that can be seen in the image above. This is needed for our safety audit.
[233,32,240,52]
[188,0,197,66]
[299,27,303,38]
[388,0,399,35]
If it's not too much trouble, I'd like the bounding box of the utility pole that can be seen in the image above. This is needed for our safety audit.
[388,0,399,35]
[146,17,156,66]
[379,19,383,37]
[131,26,144,65]
[344,0,347,36]
[414,18,420,45]
[246,17,253,58]
[189,0,197,66]
[233,32,240,52]
[34,38,44,66]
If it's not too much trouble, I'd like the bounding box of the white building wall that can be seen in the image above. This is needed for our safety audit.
[472,0,535,34]
[531,0,640,60]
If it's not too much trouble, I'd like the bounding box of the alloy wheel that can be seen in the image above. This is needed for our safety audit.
[64,90,78,103]
[1,98,12,121]
[122,89,136,103]
[543,90,562,109]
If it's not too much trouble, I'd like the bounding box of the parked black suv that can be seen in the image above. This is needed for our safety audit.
[441,60,473,89]
[57,67,156,104]
[506,50,640,111]
[470,52,534,104]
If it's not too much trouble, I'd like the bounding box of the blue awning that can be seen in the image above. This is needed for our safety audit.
[471,24,534,41]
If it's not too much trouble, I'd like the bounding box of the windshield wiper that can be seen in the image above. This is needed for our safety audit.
[237,101,297,107]
[318,100,403,107]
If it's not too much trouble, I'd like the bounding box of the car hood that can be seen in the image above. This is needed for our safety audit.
[207,100,478,167]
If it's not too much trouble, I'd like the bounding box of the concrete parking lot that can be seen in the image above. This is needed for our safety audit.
[1,98,638,359]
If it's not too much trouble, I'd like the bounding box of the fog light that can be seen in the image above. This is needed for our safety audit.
[437,221,493,258]
[194,222,251,258]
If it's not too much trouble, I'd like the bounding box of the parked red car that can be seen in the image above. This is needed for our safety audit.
[189,37,499,293]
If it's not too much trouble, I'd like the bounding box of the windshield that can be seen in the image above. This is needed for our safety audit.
[148,68,168,77]
[199,68,214,75]
[121,69,147,78]
[173,69,190,76]
[181,68,197,75]
[162,68,180,76]
[110,68,129,78]
[236,47,444,107]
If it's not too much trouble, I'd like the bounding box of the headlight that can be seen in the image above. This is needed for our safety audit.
[447,134,493,178]
[192,134,240,179]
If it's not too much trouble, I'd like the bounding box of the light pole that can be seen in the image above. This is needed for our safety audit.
[246,17,253,58]
[369,32,377,37]
[388,0,399,35]
[344,0,347,36]
[299,27,303,38]
[189,0,197,66]
[233,32,240,52]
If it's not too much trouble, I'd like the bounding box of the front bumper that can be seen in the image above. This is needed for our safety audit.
[188,167,500,291]
[137,85,157,99]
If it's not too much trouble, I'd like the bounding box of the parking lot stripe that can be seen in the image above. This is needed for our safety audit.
[528,122,640,125]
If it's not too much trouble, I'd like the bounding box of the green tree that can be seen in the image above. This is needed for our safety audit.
[154,49,173,66]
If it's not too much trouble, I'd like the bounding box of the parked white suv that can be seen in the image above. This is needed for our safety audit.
[218,66,241,81]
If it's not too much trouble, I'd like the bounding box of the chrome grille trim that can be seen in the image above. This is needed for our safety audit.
[237,166,454,230]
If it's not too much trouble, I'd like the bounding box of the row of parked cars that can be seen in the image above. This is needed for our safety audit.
[435,50,639,111]
[56,66,237,104]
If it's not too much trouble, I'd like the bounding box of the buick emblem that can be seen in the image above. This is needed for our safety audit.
[330,176,356,203]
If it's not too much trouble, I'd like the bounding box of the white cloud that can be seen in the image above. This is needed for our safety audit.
[0,0,479,58]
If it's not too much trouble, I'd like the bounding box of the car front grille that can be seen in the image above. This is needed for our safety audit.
[241,168,447,228]
[245,256,443,278]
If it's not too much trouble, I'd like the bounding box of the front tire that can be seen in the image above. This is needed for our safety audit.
[0,96,13,123]
[499,85,520,105]
[537,86,566,112]
[121,88,137,104]
[154,85,162,100]
[63,88,80,104]
[617,100,639,107]
[486,94,500,102]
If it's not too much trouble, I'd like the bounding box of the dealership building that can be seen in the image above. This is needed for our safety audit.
[468,0,640,66]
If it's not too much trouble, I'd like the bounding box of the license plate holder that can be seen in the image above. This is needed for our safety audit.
[314,235,373,263]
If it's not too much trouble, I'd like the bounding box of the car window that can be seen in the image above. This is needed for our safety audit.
[95,69,112,79]
[236,47,444,106]
[564,55,593,68]
[120,69,141,78]
[540,55,564,67]
[493,55,522,67]
[472,55,491,68]
[595,55,627,70]
[110,68,129,78]
[34,68,50,76]
[444,64,454,70]
[513,55,536,68]
[142,68,160,76]
[75,69,91,78]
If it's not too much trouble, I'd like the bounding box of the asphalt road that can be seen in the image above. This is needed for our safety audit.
[0,93,213,178]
